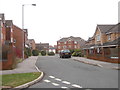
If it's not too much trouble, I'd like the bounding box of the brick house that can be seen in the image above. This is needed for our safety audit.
[0,14,16,69]
[83,23,120,63]
[36,43,49,52]
[57,36,85,53]
[26,39,36,50]
[13,25,25,58]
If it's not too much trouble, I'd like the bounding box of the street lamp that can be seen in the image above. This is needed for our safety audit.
[22,4,36,29]
[22,4,36,59]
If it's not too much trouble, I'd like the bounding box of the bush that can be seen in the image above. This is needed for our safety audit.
[24,48,32,57]
[41,51,46,56]
[69,49,75,54]
[32,50,39,56]
[72,49,83,57]
[48,52,55,56]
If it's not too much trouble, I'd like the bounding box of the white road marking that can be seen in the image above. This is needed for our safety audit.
[52,83,59,86]
[62,81,71,84]
[49,76,55,79]
[61,86,68,89]
[44,79,51,83]
[55,78,62,81]
[72,84,82,88]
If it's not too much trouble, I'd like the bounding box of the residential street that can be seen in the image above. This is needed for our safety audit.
[28,55,118,88]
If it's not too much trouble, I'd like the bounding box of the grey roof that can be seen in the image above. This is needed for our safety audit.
[97,24,115,33]
[83,37,119,49]
[58,36,86,47]
[106,23,120,33]
[103,37,120,46]
[58,36,85,42]
[5,20,13,27]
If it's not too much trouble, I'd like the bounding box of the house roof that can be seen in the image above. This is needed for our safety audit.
[58,36,85,42]
[106,23,120,33]
[5,20,13,27]
[103,37,120,46]
[97,24,115,33]
[83,37,119,49]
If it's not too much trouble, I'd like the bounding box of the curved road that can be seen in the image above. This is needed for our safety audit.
[28,55,118,88]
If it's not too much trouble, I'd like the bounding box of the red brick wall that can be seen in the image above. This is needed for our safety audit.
[0,46,16,70]
[13,25,24,58]
[57,41,81,53]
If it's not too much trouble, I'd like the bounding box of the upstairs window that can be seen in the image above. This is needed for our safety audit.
[107,35,111,41]
[58,42,60,45]
[96,34,100,41]
[74,41,77,44]
[64,42,67,44]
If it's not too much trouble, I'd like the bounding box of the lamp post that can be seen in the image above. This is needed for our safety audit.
[22,4,36,59]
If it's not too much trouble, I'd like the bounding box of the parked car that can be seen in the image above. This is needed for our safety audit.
[59,50,71,58]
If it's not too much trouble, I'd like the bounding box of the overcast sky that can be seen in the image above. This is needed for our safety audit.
[0,0,119,45]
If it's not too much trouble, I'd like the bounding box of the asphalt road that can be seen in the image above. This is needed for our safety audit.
[28,55,118,88]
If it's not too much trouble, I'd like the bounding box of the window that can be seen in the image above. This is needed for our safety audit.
[74,45,77,49]
[64,42,67,44]
[108,35,111,41]
[11,28,13,33]
[11,37,13,42]
[97,48,102,54]
[96,35,100,41]
[69,45,71,48]
[89,49,94,54]
[63,45,67,49]
[74,41,77,44]
[58,46,61,49]
[58,42,60,44]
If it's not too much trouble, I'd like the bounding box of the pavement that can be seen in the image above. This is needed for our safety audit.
[0,56,44,89]
[0,56,39,75]
[72,57,120,70]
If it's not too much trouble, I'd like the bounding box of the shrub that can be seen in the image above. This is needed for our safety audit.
[69,49,75,54]
[48,52,55,56]
[32,50,39,56]
[72,49,83,57]
[24,48,32,57]
[41,51,46,56]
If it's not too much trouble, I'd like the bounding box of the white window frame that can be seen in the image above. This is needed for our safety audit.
[74,41,77,44]
[74,45,77,48]
[96,34,100,41]
[108,34,111,41]
[64,42,67,44]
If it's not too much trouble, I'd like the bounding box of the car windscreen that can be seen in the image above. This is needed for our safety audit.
[62,50,70,53]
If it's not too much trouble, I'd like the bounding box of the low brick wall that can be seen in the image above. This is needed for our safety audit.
[0,46,16,70]
[87,55,120,63]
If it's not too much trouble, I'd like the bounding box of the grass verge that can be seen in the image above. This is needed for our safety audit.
[1,72,41,88]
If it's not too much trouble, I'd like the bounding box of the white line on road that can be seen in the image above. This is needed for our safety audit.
[52,83,59,86]
[62,81,71,84]
[49,76,55,79]
[61,86,68,89]
[44,79,51,83]
[72,84,82,88]
[55,78,62,81]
